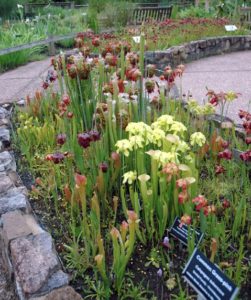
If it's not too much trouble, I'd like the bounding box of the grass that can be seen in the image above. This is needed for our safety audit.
[0,7,87,72]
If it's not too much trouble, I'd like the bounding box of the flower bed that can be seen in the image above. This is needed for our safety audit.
[10,35,251,299]
[0,16,247,72]
[73,18,247,53]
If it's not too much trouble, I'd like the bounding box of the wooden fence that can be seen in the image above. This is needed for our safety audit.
[24,2,88,16]
[136,1,194,8]
[23,1,194,16]
[0,32,78,57]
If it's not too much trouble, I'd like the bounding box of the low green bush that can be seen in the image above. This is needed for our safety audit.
[178,5,215,18]
[0,0,25,18]
[98,1,133,29]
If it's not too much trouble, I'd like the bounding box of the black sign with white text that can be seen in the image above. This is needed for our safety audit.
[169,217,204,246]
[183,248,239,300]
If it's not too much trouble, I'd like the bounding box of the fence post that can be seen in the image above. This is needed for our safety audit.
[48,36,56,56]
[70,2,75,9]
[24,4,28,17]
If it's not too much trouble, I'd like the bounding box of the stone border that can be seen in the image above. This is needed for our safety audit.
[145,35,251,69]
[0,105,82,300]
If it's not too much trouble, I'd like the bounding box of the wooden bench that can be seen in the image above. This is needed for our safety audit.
[240,7,251,27]
[131,6,173,25]
[136,3,162,8]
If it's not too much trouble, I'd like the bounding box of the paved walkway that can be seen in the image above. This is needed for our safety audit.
[0,51,251,123]
[182,51,251,123]
[0,58,51,104]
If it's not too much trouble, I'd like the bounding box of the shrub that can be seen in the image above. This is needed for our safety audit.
[178,5,215,18]
[87,8,99,33]
[88,0,106,13]
[98,1,133,29]
[0,0,24,18]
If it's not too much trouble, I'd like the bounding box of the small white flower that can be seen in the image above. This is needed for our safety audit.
[123,171,137,184]
[138,174,150,182]
[190,132,206,147]
[115,139,132,157]
[170,121,187,135]
[177,141,190,153]
[129,135,145,149]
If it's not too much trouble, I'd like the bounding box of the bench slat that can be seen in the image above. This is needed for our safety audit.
[131,6,172,25]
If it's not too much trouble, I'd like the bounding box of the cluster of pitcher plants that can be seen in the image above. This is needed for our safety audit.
[14,34,250,299]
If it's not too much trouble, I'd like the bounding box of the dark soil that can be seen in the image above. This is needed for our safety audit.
[0,254,17,300]
[14,149,251,300]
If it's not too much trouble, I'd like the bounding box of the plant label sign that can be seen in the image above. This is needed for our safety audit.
[132,36,141,44]
[169,217,204,246]
[225,25,237,32]
[183,248,239,300]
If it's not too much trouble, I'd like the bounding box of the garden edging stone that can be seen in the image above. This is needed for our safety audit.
[0,151,16,173]
[0,127,10,150]
[145,35,251,70]
[0,104,83,300]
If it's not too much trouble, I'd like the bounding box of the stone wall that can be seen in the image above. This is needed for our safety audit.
[145,35,251,69]
[0,105,82,300]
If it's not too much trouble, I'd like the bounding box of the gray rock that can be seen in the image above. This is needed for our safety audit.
[10,232,62,296]
[0,187,29,216]
[2,211,44,245]
[16,99,26,107]
[0,107,10,119]
[1,104,12,110]
[0,128,10,149]
[0,118,9,127]
[0,151,16,173]
[224,40,230,51]
[37,270,69,295]
[0,173,14,194]
[30,286,83,300]
[7,170,22,186]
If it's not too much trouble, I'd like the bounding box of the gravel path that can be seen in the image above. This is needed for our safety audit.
[182,51,251,124]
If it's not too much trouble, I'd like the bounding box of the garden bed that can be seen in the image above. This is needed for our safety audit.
[0,16,249,72]
[4,32,251,299]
